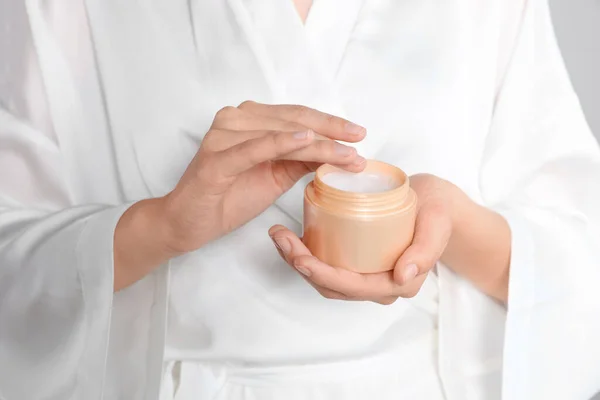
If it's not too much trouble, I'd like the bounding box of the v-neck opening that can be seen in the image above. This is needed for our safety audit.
[292,0,314,26]
[230,0,364,103]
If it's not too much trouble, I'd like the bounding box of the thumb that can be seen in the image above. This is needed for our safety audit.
[393,204,452,285]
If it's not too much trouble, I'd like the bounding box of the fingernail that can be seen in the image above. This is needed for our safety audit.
[296,266,312,277]
[334,142,355,156]
[403,264,419,282]
[345,122,366,136]
[272,236,291,254]
[353,155,366,166]
[294,130,313,140]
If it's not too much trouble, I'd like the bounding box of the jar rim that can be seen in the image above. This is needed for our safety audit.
[315,160,409,198]
[308,160,414,214]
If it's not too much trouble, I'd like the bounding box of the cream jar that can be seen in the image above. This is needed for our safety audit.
[303,160,417,274]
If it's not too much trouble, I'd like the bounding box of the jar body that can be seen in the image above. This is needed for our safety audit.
[302,162,417,274]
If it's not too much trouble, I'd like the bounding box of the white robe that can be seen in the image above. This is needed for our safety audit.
[1,0,600,399]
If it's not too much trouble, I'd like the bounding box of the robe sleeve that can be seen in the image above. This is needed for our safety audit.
[480,0,600,398]
[0,4,128,399]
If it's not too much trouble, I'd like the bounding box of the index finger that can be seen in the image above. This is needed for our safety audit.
[238,101,366,142]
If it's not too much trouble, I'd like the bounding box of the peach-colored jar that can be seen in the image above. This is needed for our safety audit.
[303,160,417,274]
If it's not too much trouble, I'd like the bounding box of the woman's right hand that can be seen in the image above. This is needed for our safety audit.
[113,101,366,290]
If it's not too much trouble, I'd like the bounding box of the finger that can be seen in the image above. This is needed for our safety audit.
[298,271,351,301]
[369,271,428,304]
[205,129,364,170]
[213,110,308,133]
[270,235,423,302]
[211,106,245,130]
[208,111,365,170]
[296,161,367,174]
[276,139,366,169]
[216,129,315,176]
[213,111,359,158]
[268,224,311,258]
[393,202,452,285]
[296,256,401,299]
[268,226,351,300]
[238,101,366,142]
[310,286,350,301]
[394,273,428,298]
[375,296,399,306]
[202,128,271,152]
[369,272,428,303]
[269,227,400,298]
[204,127,310,152]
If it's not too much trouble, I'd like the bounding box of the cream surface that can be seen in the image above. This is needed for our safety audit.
[321,171,399,193]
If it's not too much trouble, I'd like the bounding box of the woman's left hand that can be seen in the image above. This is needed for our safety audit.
[269,174,454,305]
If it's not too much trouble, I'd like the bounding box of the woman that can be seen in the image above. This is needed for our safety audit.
[1,0,599,399]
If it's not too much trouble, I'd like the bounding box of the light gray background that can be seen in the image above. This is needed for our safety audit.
[550,0,600,141]
[551,2,600,399]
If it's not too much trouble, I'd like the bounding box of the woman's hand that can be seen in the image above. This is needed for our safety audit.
[161,101,367,253]
[113,101,367,291]
[269,174,454,305]
[271,172,512,304]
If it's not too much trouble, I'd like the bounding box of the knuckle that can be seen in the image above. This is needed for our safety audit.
[322,140,337,154]
[267,129,283,139]
[267,131,283,150]
[283,121,307,131]
[238,100,256,110]
[318,140,341,157]
[271,131,292,154]
[215,106,238,121]
[324,113,343,130]
[290,104,310,120]
[294,255,315,269]
[200,130,219,151]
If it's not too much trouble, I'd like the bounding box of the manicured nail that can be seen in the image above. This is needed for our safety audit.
[294,130,313,140]
[296,266,312,277]
[334,142,355,156]
[403,264,419,282]
[272,236,291,254]
[345,122,366,136]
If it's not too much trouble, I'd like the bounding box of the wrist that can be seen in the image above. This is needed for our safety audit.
[445,180,469,237]
[113,198,179,291]
[439,182,511,302]
[144,196,186,259]
[160,188,218,255]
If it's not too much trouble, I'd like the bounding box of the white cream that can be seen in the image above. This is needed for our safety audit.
[321,171,398,193]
